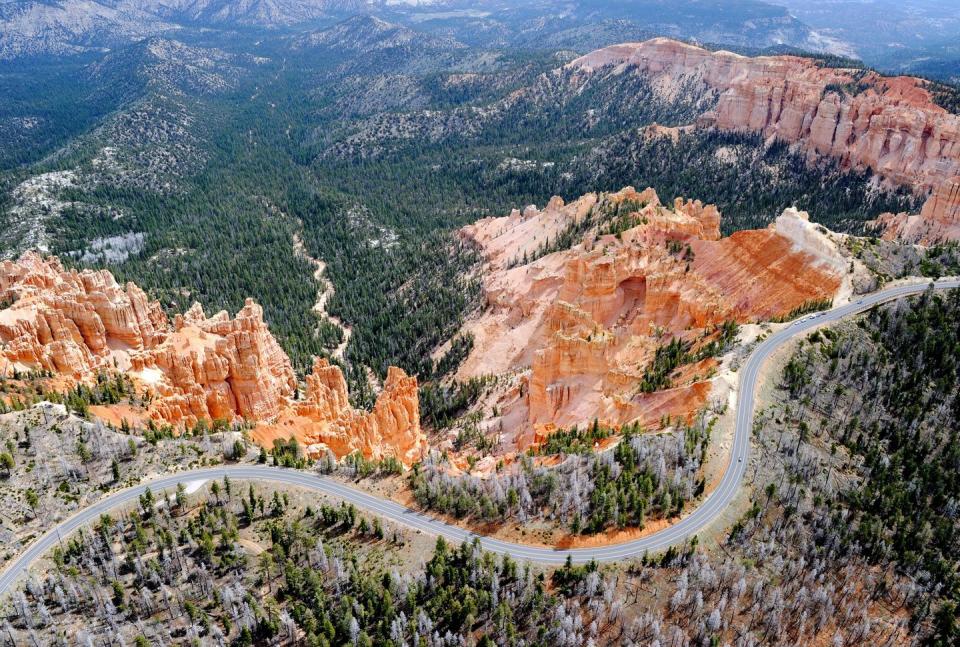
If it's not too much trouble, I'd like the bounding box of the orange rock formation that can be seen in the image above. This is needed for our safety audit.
[570,38,960,240]
[571,38,960,193]
[0,254,166,378]
[874,175,960,243]
[128,299,298,425]
[253,358,425,466]
[0,253,426,465]
[457,188,844,449]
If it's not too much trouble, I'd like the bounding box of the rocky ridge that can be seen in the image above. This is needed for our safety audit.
[570,38,960,240]
[570,38,960,195]
[293,15,464,55]
[0,0,177,60]
[456,188,845,450]
[0,253,425,464]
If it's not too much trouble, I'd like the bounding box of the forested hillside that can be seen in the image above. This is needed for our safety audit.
[574,130,920,234]
[755,287,960,645]
[1,477,616,645]
[410,415,713,535]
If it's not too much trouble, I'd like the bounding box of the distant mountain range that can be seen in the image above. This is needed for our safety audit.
[769,0,960,75]
[0,0,366,60]
[4,0,960,83]
[0,0,852,62]
[290,13,466,72]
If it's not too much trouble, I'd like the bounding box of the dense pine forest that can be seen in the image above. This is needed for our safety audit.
[570,130,921,234]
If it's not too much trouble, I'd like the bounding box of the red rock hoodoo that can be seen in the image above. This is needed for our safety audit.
[252,358,425,466]
[0,253,167,378]
[0,253,426,465]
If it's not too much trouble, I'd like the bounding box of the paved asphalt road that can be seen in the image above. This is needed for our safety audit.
[0,279,957,595]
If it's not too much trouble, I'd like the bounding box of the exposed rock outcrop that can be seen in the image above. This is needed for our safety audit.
[874,176,960,243]
[922,176,960,227]
[570,38,960,197]
[0,253,426,465]
[253,358,426,466]
[457,188,844,449]
[129,299,298,425]
[0,253,167,378]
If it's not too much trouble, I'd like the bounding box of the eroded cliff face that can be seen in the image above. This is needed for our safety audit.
[874,176,960,244]
[457,188,844,450]
[0,253,426,465]
[0,253,167,378]
[571,39,960,192]
[128,299,299,425]
[253,358,426,466]
[570,38,960,240]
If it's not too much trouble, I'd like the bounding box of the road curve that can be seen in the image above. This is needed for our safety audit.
[1,279,957,595]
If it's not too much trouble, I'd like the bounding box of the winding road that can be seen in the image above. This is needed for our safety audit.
[0,279,957,595]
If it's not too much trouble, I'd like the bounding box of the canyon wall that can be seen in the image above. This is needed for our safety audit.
[570,38,960,193]
[0,253,425,465]
[458,188,845,450]
[570,38,960,240]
